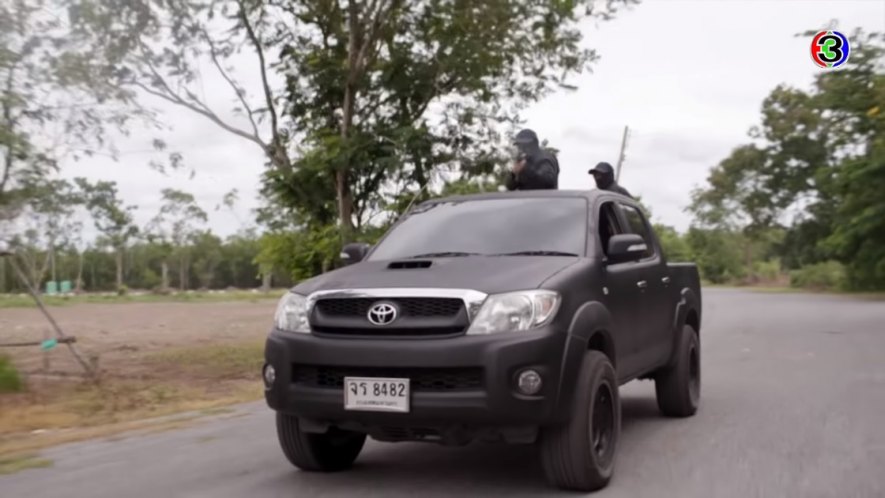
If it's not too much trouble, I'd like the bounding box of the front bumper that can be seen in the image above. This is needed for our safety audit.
[263,326,575,429]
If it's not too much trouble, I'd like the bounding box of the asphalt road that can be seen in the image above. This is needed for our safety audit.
[3,288,884,498]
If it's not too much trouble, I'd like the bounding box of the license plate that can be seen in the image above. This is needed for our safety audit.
[344,377,410,413]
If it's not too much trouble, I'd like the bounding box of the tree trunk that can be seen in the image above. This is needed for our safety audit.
[338,76,355,240]
[745,241,754,284]
[261,272,271,293]
[161,260,169,291]
[27,252,44,292]
[337,1,361,241]
[50,247,56,284]
[115,247,124,290]
[336,170,355,240]
[76,250,84,292]
[179,253,186,291]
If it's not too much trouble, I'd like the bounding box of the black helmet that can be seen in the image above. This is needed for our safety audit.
[513,128,540,156]
[588,162,615,189]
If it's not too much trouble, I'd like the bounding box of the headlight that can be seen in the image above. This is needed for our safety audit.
[274,292,311,333]
[466,290,561,335]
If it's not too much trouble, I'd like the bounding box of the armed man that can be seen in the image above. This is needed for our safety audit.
[505,129,559,191]
[588,161,633,198]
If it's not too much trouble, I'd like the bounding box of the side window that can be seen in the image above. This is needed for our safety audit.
[597,201,623,257]
[618,204,655,259]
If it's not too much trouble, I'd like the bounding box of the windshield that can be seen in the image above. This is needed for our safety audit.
[367,197,588,261]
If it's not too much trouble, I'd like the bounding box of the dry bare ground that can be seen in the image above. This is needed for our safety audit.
[0,300,278,454]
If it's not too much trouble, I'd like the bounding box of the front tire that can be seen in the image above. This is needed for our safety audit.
[540,351,621,492]
[276,413,366,472]
[655,324,701,417]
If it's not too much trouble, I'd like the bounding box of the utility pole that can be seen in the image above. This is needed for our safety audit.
[615,125,630,182]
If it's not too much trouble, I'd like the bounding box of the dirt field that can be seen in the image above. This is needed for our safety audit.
[1,300,277,376]
[0,299,279,452]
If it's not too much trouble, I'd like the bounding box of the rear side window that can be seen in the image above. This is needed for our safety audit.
[618,204,655,259]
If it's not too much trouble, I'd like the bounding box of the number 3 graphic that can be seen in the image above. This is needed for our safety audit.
[818,35,843,63]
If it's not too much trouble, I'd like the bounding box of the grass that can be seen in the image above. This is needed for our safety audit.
[741,286,800,294]
[146,341,265,379]
[0,356,23,393]
[0,454,52,475]
[0,380,261,434]
[0,340,266,455]
[0,379,261,455]
[0,289,285,309]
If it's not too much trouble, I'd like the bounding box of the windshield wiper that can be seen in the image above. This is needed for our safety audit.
[405,251,483,259]
[492,250,579,257]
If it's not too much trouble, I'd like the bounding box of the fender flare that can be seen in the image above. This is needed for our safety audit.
[667,287,701,367]
[553,301,617,417]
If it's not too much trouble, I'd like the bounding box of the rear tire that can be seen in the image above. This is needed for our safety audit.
[276,413,366,472]
[540,351,620,492]
[655,324,700,417]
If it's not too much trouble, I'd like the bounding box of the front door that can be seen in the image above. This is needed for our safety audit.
[616,203,673,368]
[596,200,646,379]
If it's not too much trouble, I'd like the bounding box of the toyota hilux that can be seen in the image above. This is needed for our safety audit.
[263,189,702,492]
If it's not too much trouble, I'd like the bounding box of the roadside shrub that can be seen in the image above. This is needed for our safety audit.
[116,284,129,296]
[140,268,161,289]
[790,261,847,290]
[151,285,172,296]
[0,356,23,393]
[752,259,785,284]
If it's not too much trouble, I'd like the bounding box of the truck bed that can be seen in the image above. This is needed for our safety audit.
[667,262,701,302]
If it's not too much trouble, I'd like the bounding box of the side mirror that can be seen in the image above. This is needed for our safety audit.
[340,242,371,266]
[606,234,647,264]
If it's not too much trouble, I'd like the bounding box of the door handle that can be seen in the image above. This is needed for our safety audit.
[637,280,648,289]
[662,276,671,285]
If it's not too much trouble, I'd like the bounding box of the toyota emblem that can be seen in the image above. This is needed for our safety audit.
[367,302,398,326]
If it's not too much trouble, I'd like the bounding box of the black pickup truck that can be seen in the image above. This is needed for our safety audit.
[263,189,702,492]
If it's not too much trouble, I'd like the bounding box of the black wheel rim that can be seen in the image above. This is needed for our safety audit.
[590,382,615,463]
[688,343,700,404]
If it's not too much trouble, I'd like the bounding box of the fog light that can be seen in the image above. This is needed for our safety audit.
[517,369,543,395]
[263,364,276,388]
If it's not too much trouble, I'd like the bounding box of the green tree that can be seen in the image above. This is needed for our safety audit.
[689,28,884,289]
[219,229,262,288]
[1,0,148,225]
[75,178,139,291]
[70,0,633,242]
[270,0,632,237]
[191,230,224,289]
[147,189,209,291]
[7,178,81,287]
[815,32,885,289]
[685,228,746,284]
[654,224,692,262]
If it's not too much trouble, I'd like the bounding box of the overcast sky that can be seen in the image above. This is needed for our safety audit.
[61,0,885,239]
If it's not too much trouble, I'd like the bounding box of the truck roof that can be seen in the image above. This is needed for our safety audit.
[424,189,628,205]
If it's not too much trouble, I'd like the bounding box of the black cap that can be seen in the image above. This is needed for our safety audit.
[588,162,614,175]
[513,128,539,146]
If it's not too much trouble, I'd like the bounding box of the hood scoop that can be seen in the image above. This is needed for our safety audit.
[387,260,433,269]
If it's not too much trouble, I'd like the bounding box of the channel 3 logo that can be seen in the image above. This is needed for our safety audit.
[811,31,850,69]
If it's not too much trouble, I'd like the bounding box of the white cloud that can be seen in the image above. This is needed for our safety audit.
[61,0,884,237]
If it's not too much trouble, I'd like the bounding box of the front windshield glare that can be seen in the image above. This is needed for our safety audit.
[367,198,587,261]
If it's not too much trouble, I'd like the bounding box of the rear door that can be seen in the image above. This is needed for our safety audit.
[615,202,673,368]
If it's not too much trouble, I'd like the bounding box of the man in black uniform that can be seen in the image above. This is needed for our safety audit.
[505,129,559,191]
[588,162,632,198]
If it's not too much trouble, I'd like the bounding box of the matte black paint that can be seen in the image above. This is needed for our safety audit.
[264,190,701,443]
